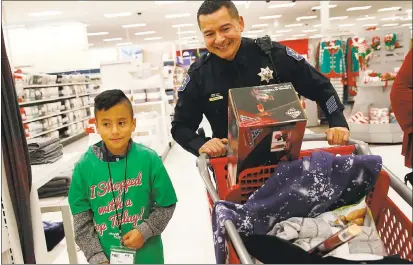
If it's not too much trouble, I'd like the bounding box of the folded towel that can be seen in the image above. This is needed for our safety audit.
[29,142,62,158]
[39,184,71,193]
[30,150,63,165]
[38,189,69,199]
[27,137,60,150]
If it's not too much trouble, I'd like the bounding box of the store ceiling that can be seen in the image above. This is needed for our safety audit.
[2,1,412,49]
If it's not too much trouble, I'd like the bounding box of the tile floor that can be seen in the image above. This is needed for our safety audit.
[44,121,412,264]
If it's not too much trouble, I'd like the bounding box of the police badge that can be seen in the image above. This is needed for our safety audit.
[258,67,274,83]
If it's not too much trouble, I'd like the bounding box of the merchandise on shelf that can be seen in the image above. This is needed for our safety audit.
[369,107,390,124]
[371,36,381,51]
[318,40,346,79]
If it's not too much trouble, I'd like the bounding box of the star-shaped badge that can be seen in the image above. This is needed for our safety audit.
[258,67,273,83]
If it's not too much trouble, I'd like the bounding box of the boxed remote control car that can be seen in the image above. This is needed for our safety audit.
[227,82,307,186]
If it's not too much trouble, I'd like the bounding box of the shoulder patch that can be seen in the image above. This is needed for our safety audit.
[177,74,190,92]
[286,47,304,61]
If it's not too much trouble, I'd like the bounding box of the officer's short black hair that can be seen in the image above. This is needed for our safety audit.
[197,0,239,26]
[94,89,133,118]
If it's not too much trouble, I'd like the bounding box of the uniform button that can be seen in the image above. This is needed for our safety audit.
[116,158,119,162]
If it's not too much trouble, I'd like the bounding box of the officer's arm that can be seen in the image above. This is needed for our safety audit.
[171,72,206,156]
[277,49,349,129]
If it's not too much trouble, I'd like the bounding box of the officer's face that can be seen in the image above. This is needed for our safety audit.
[199,6,244,61]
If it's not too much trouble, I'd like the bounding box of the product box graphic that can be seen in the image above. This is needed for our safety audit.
[227,83,307,186]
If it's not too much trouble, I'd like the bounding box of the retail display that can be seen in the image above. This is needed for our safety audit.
[212,151,382,264]
[27,136,63,165]
[38,176,71,198]
[318,40,346,79]
[227,83,307,185]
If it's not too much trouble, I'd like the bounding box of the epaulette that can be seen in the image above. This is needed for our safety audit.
[187,52,212,74]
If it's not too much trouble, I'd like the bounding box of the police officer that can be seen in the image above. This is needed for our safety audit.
[172,0,350,158]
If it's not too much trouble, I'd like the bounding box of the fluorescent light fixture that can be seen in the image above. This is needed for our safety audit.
[234,1,247,5]
[178,30,196,34]
[182,36,197,39]
[88,43,94,46]
[356,16,376,21]
[116,42,132,46]
[247,29,264,33]
[381,16,401,21]
[378,7,401,12]
[103,37,122,42]
[338,24,355,28]
[269,2,296,8]
[104,12,132,18]
[121,23,146,28]
[383,23,399,27]
[310,34,323,39]
[402,23,412,27]
[296,15,317,21]
[406,9,412,13]
[259,15,282,20]
[286,37,298,40]
[155,1,185,5]
[165,13,190,19]
[363,24,378,27]
[292,34,307,37]
[3,24,25,29]
[402,16,412,21]
[303,29,318,33]
[243,35,257,38]
[313,24,321,28]
[311,4,336,10]
[87,32,109,36]
[28,10,61,16]
[276,29,292,33]
[346,6,371,11]
[135,31,156,36]
[144,37,162,41]
[78,1,88,2]
[172,24,194,28]
[187,39,199,44]
[271,34,283,37]
[251,24,269,28]
[285,23,303,28]
[330,16,348,21]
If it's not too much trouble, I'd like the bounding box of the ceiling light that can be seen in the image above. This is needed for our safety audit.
[88,43,94,46]
[293,34,307,37]
[296,15,317,21]
[313,24,321,28]
[243,34,257,38]
[330,16,348,21]
[247,29,264,33]
[144,37,162,41]
[285,23,303,28]
[251,24,269,28]
[178,30,196,34]
[135,31,155,36]
[234,1,247,5]
[402,16,412,21]
[383,23,399,27]
[303,29,317,33]
[104,12,132,18]
[187,39,199,44]
[381,16,401,21]
[310,34,322,39]
[121,23,146,28]
[155,1,185,5]
[28,11,62,17]
[165,13,190,19]
[276,29,292,33]
[87,32,109,36]
[3,24,25,29]
[172,24,194,28]
[116,42,132,46]
[338,24,355,28]
[378,7,401,12]
[182,36,197,39]
[103,37,122,42]
[78,1,88,2]
[259,15,282,20]
[402,23,412,27]
[311,4,337,10]
[363,24,378,27]
[269,2,296,8]
[271,34,283,37]
[356,16,376,21]
[346,6,371,11]
[406,9,412,13]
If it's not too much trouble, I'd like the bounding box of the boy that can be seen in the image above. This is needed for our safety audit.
[68,89,177,264]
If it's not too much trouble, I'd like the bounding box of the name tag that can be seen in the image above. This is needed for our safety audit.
[209,93,223,101]
[110,246,136,264]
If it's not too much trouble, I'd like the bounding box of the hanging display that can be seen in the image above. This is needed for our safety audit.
[318,40,346,79]
[371,36,381,51]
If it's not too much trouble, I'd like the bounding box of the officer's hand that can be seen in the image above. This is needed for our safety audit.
[325,127,350,146]
[199,138,228,157]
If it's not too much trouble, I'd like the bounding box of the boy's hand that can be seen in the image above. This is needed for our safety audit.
[122,229,144,250]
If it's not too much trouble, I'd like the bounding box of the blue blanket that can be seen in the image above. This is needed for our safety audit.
[212,151,382,264]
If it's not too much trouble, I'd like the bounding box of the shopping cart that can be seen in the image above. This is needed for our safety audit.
[197,134,413,264]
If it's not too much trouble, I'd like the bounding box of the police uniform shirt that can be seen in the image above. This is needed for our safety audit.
[172,37,348,156]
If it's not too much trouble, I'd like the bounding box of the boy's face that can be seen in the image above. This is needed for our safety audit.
[95,101,136,154]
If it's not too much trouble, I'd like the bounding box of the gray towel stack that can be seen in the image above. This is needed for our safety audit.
[38,171,72,199]
[28,137,63,165]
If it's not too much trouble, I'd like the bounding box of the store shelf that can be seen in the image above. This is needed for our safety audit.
[19,93,91,106]
[26,116,90,140]
[23,105,91,124]
[358,80,394,88]
[22,82,99,89]
[60,131,87,145]
[132,101,163,107]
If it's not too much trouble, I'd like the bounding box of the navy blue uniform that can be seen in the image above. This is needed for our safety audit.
[172,37,348,156]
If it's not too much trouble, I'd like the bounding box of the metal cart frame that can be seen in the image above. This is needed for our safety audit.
[197,134,413,264]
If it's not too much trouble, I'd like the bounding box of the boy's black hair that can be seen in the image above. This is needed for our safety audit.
[94,89,133,118]
[197,0,239,27]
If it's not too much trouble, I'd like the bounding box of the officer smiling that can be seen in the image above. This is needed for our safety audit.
[171,0,350,158]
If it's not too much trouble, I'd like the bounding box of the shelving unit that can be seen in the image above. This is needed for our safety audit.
[22,81,99,89]
[23,105,91,123]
